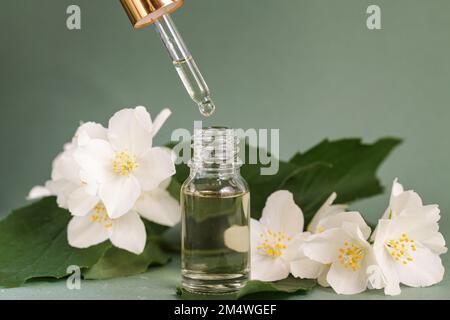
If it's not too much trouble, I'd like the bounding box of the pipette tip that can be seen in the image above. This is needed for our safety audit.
[198,100,216,117]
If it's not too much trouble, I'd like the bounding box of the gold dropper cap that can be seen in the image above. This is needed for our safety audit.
[120,0,184,29]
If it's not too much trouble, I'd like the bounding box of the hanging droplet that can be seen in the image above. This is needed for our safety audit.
[198,100,216,117]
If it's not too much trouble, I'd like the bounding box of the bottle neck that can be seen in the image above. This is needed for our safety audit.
[189,127,241,175]
[189,165,242,179]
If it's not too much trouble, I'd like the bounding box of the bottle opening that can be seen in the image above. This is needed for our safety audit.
[190,127,241,169]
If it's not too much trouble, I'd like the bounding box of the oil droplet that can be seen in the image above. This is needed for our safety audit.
[198,100,216,117]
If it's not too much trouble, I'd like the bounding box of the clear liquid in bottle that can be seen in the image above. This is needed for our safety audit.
[181,190,250,294]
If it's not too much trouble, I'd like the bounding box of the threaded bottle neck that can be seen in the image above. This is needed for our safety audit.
[190,127,241,170]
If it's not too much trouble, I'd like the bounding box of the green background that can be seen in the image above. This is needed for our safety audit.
[1,0,449,299]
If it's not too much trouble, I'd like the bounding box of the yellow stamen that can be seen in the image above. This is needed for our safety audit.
[337,242,365,272]
[385,233,415,265]
[257,228,292,257]
[90,204,113,229]
[113,150,138,176]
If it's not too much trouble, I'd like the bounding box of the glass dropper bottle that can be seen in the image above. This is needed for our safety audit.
[120,0,216,117]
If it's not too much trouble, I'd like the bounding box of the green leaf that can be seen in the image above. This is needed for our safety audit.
[176,277,316,300]
[144,219,169,239]
[286,138,402,224]
[167,177,182,202]
[237,277,316,299]
[84,240,170,280]
[0,197,110,287]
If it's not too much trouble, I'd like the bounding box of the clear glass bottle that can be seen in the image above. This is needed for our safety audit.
[181,127,250,294]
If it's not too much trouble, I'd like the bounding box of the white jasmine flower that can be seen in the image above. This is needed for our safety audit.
[307,193,348,233]
[387,179,445,252]
[379,178,441,224]
[67,178,180,254]
[291,193,371,288]
[134,178,181,227]
[371,179,447,295]
[372,217,445,296]
[250,190,305,282]
[48,122,107,214]
[302,222,376,295]
[28,122,107,210]
[74,107,175,219]
[68,203,146,254]
[27,186,52,200]
[285,231,328,284]
[29,108,180,254]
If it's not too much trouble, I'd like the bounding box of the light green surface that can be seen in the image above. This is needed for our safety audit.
[1,0,450,299]
[1,253,449,300]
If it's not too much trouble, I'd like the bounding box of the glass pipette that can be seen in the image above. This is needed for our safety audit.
[154,14,215,117]
[120,0,215,117]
